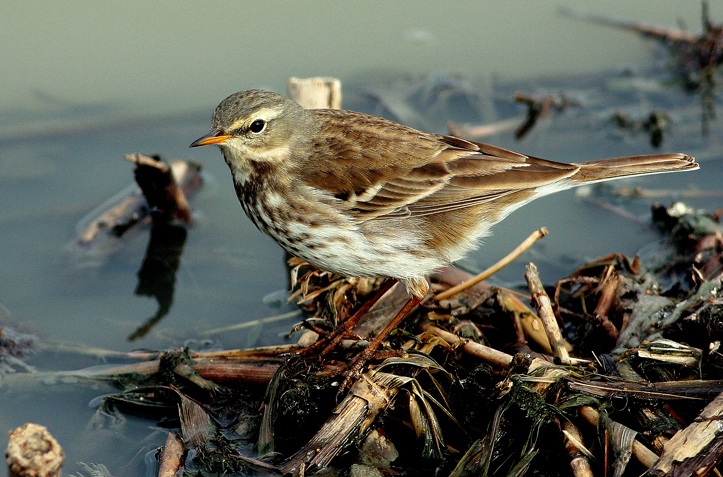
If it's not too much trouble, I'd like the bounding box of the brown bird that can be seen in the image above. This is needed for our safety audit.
[191,89,697,297]
[191,89,697,370]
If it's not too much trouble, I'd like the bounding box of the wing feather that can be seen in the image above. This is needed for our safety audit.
[299,109,579,221]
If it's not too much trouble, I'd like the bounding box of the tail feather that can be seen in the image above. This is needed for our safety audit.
[572,153,698,184]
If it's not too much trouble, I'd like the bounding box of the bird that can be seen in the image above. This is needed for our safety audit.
[190,89,699,376]
[190,89,698,303]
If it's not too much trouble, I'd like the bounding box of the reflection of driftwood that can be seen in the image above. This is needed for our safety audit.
[129,222,187,340]
[126,155,198,339]
[62,153,203,339]
[65,155,202,270]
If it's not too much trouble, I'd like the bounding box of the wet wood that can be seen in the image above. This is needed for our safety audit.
[592,265,621,341]
[513,92,580,139]
[157,432,185,477]
[281,371,398,476]
[644,392,723,476]
[561,419,594,477]
[524,263,570,363]
[496,289,574,355]
[288,77,342,109]
[420,323,513,368]
[126,153,193,222]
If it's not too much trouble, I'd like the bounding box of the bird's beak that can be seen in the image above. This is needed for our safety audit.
[189,129,232,147]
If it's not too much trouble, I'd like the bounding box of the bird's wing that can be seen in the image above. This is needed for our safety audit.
[301,109,578,220]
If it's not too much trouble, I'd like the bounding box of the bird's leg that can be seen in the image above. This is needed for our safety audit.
[339,292,423,392]
[297,278,397,357]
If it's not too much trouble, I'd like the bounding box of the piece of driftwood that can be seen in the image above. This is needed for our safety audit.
[559,6,697,45]
[513,92,580,139]
[288,77,342,109]
[281,371,399,475]
[65,155,202,270]
[525,263,570,363]
[420,323,513,369]
[67,347,292,387]
[644,392,723,476]
[561,418,594,477]
[127,153,193,222]
[157,432,185,477]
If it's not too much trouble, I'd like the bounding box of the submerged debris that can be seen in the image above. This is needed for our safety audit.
[513,92,581,140]
[612,110,671,148]
[0,324,36,374]
[562,2,723,134]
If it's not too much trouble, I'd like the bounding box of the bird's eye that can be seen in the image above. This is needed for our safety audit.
[249,119,266,134]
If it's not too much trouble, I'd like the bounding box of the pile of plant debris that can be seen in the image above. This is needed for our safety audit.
[68,200,722,477]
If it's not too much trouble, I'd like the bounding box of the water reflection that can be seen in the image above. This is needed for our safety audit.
[130,222,187,341]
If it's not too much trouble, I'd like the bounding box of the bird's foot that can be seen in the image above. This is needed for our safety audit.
[294,279,397,358]
[336,348,404,394]
[336,294,423,394]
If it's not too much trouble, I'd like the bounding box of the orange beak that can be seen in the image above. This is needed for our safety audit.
[189,130,233,147]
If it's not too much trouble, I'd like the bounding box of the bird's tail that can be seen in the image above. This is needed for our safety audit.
[572,153,698,184]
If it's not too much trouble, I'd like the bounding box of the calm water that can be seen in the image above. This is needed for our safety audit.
[1,2,721,475]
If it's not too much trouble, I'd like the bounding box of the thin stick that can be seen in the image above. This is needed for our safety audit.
[524,263,570,363]
[421,324,513,369]
[340,292,423,391]
[203,309,302,336]
[434,227,548,301]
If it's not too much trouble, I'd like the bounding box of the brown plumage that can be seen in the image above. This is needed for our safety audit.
[191,89,698,298]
